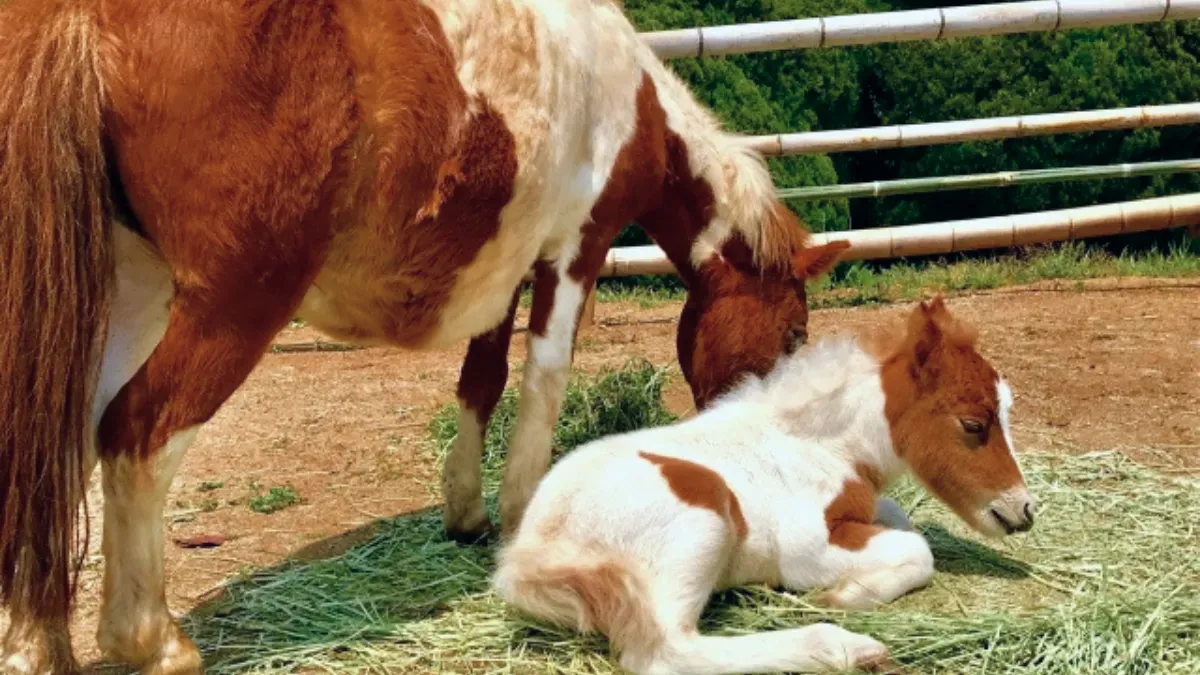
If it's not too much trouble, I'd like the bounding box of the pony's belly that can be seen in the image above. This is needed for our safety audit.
[296,249,525,348]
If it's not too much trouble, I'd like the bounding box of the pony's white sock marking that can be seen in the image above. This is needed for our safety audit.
[499,268,584,533]
[97,426,200,669]
[442,402,490,533]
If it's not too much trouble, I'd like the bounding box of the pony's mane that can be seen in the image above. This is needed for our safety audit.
[633,46,806,274]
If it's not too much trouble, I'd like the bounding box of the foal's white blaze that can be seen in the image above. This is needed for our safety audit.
[977,377,1036,538]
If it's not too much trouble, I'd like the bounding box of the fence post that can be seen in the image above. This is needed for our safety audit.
[578,282,597,331]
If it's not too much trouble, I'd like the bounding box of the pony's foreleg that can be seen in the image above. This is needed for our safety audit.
[498,261,588,534]
[442,290,520,543]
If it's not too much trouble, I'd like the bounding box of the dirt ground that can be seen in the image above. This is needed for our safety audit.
[9,284,1199,669]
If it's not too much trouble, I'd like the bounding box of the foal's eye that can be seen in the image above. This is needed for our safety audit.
[960,418,986,435]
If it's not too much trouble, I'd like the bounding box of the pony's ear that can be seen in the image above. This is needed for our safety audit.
[791,239,850,280]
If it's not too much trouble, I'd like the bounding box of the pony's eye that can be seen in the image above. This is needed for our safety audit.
[960,418,986,435]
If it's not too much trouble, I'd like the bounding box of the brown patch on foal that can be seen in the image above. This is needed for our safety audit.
[824,463,884,551]
[640,452,747,539]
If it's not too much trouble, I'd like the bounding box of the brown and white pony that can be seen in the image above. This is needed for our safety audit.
[0,0,847,672]
[494,297,1037,674]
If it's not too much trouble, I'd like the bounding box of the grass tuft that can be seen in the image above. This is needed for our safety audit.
[426,357,676,501]
[249,486,302,515]
[184,363,1199,675]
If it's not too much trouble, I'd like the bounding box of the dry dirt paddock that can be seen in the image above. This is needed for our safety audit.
[18,283,1200,668]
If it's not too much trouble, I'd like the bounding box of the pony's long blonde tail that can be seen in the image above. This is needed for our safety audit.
[0,0,112,623]
[492,537,665,662]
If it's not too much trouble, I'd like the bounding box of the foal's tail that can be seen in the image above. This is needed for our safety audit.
[492,538,665,663]
[0,1,113,620]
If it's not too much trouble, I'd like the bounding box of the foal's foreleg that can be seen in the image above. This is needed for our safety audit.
[442,290,520,543]
[815,526,935,611]
[498,261,590,535]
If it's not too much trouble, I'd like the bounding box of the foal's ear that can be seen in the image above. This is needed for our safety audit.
[791,239,850,280]
[906,295,974,367]
[907,296,947,367]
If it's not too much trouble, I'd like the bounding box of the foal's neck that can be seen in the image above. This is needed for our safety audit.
[755,337,906,486]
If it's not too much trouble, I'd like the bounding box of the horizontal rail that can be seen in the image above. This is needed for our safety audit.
[591,193,1200,275]
[643,0,1200,59]
[777,159,1200,201]
[746,103,1200,156]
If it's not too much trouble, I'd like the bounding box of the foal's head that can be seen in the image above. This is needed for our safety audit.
[880,297,1035,537]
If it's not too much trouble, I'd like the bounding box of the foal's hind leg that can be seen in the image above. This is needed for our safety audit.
[442,290,520,543]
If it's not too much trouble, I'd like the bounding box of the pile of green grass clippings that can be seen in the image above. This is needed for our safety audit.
[185,361,1199,675]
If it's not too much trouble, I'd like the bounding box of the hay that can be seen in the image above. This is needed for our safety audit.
[185,362,1199,674]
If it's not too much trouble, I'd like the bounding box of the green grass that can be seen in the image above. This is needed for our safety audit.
[427,358,676,500]
[249,486,302,515]
[183,362,1200,675]
[588,239,1200,310]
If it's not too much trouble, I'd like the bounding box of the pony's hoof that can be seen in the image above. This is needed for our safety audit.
[445,517,494,545]
[2,622,77,675]
[139,629,202,675]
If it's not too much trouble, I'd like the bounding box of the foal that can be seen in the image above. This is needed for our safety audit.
[494,297,1036,674]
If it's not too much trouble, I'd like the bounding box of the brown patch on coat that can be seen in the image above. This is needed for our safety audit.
[567,73,669,286]
[639,452,747,539]
[825,464,884,551]
[528,260,559,338]
[263,0,520,349]
[878,297,1026,524]
[457,289,521,418]
[98,0,361,459]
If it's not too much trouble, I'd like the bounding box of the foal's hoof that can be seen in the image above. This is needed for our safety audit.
[445,518,495,546]
[857,652,906,674]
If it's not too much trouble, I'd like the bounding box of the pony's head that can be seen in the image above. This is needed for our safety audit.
[676,230,849,409]
[879,297,1035,538]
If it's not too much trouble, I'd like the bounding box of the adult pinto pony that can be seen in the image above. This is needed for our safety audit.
[0,0,846,672]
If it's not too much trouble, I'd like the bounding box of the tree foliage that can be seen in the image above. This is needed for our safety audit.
[622,0,1200,245]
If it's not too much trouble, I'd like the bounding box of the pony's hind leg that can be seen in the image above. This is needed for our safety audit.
[2,225,174,675]
[497,261,592,534]
[1,594,74,675]
[442,290,520,543]
[95,235,327,674]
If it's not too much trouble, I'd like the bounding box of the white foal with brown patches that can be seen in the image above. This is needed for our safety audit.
[494,297,1036,674]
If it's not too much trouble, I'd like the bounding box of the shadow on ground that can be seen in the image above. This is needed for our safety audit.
[921,523,1032,580]
[83,504,494,674]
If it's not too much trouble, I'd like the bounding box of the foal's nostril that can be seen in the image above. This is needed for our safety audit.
[1023,502,1035,524]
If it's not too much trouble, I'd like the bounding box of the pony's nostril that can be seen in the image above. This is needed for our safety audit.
[1023,502,1035,524]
